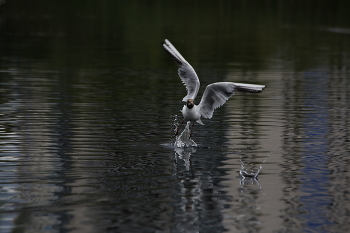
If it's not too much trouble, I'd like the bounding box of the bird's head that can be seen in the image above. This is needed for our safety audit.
[186,99,195,109]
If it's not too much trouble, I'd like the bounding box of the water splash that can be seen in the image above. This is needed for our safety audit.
[239,162,262,179]
[239,156,269,189]
[239,162,262,189]
[174,121,197,148]
[171,114,179,133]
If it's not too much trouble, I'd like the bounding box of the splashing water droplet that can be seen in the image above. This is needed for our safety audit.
[174,122,197,148]
[239,155,269,189]
[171,115,179,134]
[240,162,261,179]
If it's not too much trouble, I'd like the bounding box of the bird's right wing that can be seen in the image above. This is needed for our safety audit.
[199,82,265,119]
[231,83,266,93]
[163,39,200,102]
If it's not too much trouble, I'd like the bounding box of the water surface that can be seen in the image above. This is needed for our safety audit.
[1,1,350,233]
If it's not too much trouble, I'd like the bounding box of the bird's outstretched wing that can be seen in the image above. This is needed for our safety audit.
[163,39,200,102]
[231,83,266,93]
[199,82,265,119]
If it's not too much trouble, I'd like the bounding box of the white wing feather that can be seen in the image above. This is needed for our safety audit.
[199,82,265,119]
[163,39,200,101]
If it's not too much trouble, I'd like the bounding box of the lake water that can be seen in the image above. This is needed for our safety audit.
[0,1,350,233]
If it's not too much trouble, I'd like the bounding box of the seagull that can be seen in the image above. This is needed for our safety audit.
[163,39,265,138]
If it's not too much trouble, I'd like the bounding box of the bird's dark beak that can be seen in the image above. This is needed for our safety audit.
[187,99,194,109]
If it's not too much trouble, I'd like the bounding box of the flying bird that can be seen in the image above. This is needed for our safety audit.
[163,39,265,138]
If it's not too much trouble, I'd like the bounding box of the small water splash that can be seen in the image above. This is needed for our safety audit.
[239,156,269,189]
[239,162,262,179]
[174,121,197,148]
[171,114,179,134]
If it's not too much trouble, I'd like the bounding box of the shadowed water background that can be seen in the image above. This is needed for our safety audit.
[0,1,350,233]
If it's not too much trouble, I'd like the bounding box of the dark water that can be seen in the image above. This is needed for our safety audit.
[1,1,350,233]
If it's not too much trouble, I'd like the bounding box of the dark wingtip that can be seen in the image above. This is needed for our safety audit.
[163,43,183,66]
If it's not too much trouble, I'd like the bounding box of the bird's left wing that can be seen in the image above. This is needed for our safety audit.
[198,82,237,119]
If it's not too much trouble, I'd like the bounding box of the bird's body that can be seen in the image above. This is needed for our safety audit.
[163,39,265,137]
[181,99,203,125]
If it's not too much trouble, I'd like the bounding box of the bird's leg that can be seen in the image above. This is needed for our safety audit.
[189,122,195,139]
[175,119,184,136]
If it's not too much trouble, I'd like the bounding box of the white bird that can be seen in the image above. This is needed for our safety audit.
[163,39,265,138]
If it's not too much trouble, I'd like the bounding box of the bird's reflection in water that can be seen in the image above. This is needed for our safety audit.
[172,144,200,232]
[174,146,196,171]
[172,144,226,233]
